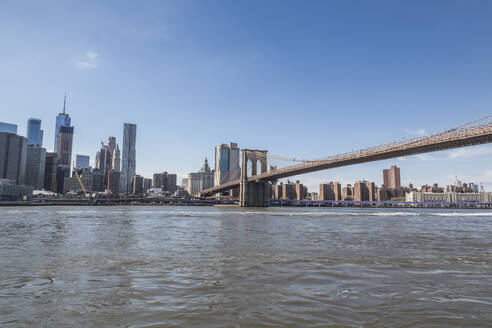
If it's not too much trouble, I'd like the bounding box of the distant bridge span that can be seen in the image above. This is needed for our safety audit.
[200,115,492,197]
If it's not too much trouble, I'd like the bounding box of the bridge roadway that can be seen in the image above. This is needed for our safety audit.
[200,119,492,196]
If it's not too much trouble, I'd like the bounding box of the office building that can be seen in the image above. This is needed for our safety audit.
[121,123,137,193]
[383,165,401,190]
[143,178,152,193]
[112,144,120,172]
[44,152,58,192]
[108,170,120,194]
[0,131,27,185]
[25,146,46,190]
[54,94,71,152]
[27,118,43,147]
[57,125,74,175]
[131,175,144,195]
[76,155,90,169]
[0,122,17,134]
[214,142,240,186]
[187,158,215,196]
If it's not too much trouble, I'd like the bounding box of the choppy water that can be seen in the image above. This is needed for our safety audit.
[1,206,492,327]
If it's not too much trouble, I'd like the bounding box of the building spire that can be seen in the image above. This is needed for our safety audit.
[63,92,67,115]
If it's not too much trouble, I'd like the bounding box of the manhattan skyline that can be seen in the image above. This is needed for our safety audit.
[1,1,492,191]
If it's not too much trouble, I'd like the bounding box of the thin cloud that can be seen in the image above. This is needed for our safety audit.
[448,146,492,159]
[405,128,426,136]
[74,51,99,69]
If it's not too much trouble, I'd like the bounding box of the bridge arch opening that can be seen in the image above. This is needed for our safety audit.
[256,159,262,176]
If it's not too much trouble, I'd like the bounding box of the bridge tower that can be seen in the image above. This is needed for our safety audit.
[240,149,271,207]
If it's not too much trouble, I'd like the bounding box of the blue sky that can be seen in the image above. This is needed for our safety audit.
[1,0,492,191]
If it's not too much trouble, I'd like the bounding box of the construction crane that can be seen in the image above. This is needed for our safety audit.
[72,164,88,196]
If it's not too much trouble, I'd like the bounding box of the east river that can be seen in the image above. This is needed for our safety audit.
[1,206,491,327]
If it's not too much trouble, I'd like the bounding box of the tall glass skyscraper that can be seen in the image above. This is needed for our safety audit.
[214,142,240,186]
[54,94,71,152]
[120,123,137,193]
[27,118,43,146]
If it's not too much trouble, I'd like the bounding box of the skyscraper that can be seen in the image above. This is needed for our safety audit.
[25,146,46,190]
[43,152,58,192]
[120,123,136,193]
[383,165,401,190]
[112,144,120,172]
[54,94,71,152]
[57,125,74,176]
[27,118,43,147]
[214,142,240,186]
[0,122,17,134]
[0,131,27,185]
[75,155,90,169]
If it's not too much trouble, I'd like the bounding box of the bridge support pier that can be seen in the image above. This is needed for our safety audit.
[240,181,271,207]
[239,149,271,207]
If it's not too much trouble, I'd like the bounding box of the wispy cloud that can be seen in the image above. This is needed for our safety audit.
[74,51,99,69]
[405,128,426,136]
[448,145,492,159]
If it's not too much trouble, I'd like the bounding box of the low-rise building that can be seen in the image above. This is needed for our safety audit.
[0,179,33,200]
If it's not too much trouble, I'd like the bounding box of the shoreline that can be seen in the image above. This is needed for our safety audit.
[1,199,492,209]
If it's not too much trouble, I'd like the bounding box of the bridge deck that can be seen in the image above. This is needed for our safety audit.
[200,121,492,196]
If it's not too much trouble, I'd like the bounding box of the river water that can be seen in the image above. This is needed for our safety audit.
[0,206,491,327]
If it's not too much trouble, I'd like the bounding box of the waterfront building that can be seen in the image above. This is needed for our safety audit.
[406,191,492,203]
[44,152,58,192]
[0,179,33,201]
[214,142,240,186]
[131,175,144,195]
[63,176,94,194]
[295,181,307,200]
[54,94,71,152]
[0,131,27,185]
[26,118,43,147]
[75,155,90,169]
[181,178,188,188]
[143,178,152,193]
[187,158,214,196]
[108,170,120,194]
[121,123,137,193]
[272,183,282,199]
[25,146,46,190]
[383,165,401,190]
[281,181,296,200]
[153,171,177,193]
[0,122,17,134]
[320,182,341,201]
[112,144,120,172]
[353,181,376,201]
[342,184,353,200]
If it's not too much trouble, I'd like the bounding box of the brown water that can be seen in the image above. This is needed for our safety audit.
[0,206,491,327]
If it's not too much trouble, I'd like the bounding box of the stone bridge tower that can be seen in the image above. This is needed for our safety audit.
[240,149,271,207]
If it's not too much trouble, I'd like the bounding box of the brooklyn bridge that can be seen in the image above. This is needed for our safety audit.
[199,114,492,206]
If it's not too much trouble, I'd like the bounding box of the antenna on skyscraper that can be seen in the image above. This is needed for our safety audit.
[63,92,67,114]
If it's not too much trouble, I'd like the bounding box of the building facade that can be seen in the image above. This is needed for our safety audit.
[187,158,214,196]
[0,132,27,185]
[214,142,240,186]
[75,155,90,169]
[57,125,74,176]
[25,146,46,190]
[383,165,401,190]
[27,118,43,147]
[0,122,17,134]
[44,152,58,192]
[54,95,71,152]
[320,182,342,201]
[121,123,137,193]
